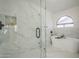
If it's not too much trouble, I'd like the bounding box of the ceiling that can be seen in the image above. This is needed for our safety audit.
[27,0,79,14]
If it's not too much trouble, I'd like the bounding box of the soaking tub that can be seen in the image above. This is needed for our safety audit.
[51,36,79,53]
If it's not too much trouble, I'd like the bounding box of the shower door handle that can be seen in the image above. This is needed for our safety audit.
[36,27,40,38]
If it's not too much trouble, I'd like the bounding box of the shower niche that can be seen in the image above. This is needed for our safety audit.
[5,15,16,26]
[0,15,17,33]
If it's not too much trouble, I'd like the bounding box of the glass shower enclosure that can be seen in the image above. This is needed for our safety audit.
[0,0,47,58]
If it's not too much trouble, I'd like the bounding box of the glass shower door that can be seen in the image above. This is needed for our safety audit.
[0,0,43,58]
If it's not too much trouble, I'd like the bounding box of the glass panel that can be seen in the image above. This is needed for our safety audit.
[57,24,74,28]
[57,25,64,28]
[65,24,74,27]
[0,0,43,58]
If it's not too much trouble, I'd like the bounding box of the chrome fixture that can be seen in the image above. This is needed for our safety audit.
[0,21,4,30]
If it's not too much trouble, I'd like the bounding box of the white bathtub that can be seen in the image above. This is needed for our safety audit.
[51,36,79,53]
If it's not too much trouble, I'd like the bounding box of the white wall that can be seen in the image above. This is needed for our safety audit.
[51,6,79,39]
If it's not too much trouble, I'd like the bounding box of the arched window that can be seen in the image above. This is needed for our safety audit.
[57,16,74,28]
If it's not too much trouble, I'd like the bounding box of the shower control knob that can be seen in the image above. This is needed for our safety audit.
[0,21,4,30]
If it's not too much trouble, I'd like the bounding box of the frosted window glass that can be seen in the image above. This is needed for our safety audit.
[57,25,64,28]
[65,24,74,27]
[57,16,74,28]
